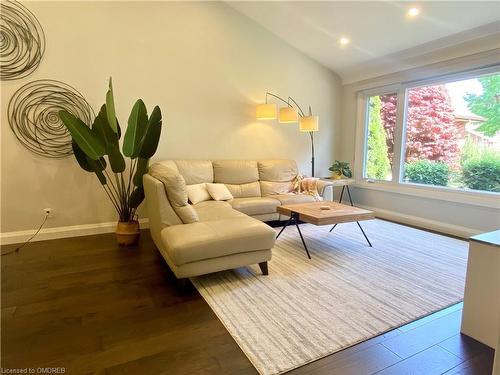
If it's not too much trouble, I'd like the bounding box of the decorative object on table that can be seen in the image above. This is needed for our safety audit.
[8,79,94,158]
[256,92,318,176]
[0,0,45,80]
[328,160,352,179]
[59,78,163,246]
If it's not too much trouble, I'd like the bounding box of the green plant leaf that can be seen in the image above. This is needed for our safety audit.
[106,77,118,133]
[116,119,122,139]
[59,110,105,160]
[88,155,107,185]
[72,141,93,172]
[93,107,115,149]
[123,99,148,158]
[72,141,107,172]
[133,157,149,188]
[93,105,125,173]
[129,187,145,208]
[139,106,162,158]
[108,144,126,173]
[93,168,107,185]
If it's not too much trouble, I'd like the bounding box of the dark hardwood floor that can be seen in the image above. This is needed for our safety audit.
[1,230,494,375]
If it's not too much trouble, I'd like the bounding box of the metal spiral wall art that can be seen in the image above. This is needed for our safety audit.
[8,80,95,158]
[0,0,46,80]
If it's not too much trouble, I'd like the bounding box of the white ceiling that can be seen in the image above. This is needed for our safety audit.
[228,1,500,83]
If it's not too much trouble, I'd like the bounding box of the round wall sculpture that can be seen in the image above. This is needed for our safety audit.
[8,80,95,158]
[0,0,46,80]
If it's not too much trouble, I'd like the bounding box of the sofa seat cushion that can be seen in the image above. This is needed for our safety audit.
[229,197,281,216]
[269,194,317,205]
[193,201,246,221]
[161,217,276,266]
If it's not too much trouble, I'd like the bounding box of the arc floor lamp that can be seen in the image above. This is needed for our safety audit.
[256,92,318,177]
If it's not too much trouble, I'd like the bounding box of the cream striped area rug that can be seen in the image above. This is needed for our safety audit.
[191,219,468,375]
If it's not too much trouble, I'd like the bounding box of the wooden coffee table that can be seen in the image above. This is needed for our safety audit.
[276,201,375,259]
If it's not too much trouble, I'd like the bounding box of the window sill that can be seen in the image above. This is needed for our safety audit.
[352,180,500,209]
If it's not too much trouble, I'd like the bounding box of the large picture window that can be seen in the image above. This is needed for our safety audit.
[362,70,500,194]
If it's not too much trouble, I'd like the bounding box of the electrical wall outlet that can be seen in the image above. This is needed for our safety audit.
[43,208,52,217]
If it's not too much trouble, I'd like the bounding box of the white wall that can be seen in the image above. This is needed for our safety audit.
[339,47,500,237]
[0,1,341,237]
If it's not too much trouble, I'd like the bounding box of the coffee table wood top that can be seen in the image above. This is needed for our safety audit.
[277,201,375,226]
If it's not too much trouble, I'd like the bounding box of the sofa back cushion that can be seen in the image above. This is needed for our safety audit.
[213,160,259,184]
[260,181,294,196]
[258,160,298,182]
[258,160,298,196]
[153,159,299,198]
[174,160,214,185]
[225,181,261,198]
[149,163,199,224]
[156,160,179,172]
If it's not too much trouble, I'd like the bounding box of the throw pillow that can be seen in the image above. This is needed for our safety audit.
[186,183,211,204]
[206,183,234,201]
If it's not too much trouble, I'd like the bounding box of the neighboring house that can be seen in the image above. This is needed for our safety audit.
[453,112,500,150]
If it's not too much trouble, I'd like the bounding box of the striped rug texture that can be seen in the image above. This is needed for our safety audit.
[191,219,468,375]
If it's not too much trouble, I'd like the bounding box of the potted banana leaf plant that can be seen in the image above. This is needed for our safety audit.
[59,78,162,246]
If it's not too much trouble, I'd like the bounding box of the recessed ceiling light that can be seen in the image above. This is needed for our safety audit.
[408,7,420,17]
[339,37,350,46]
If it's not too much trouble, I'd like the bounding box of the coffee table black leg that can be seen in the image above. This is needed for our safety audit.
[276,216,293,239]
[276,212,311,259]
[293,214,311,259]
[329,223,338,233]
[357,221,372,247]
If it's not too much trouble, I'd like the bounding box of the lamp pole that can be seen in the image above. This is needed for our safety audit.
[310,131,315,177]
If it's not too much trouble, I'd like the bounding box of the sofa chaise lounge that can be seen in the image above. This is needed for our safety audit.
[144,159,332,279]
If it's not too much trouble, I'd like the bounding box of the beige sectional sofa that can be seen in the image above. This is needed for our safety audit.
[144,159,332,279]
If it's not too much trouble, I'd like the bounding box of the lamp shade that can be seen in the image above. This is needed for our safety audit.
[299,115,319,132]
[279,106,299,123]
[256,103,277,120]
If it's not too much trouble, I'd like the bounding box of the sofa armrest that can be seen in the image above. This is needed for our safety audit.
[143,174,183,251]
[317,179,334,199]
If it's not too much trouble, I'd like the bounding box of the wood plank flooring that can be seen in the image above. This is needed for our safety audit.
[1,229,494,375]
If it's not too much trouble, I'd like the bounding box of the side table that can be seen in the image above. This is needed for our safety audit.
[320,178,356,206]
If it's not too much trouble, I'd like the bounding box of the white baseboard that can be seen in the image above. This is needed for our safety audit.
[0,206,479,245]
[358,204,480,239]
[0,218,149,246]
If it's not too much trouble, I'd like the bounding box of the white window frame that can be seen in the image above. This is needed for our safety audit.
[354,65,500,209]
